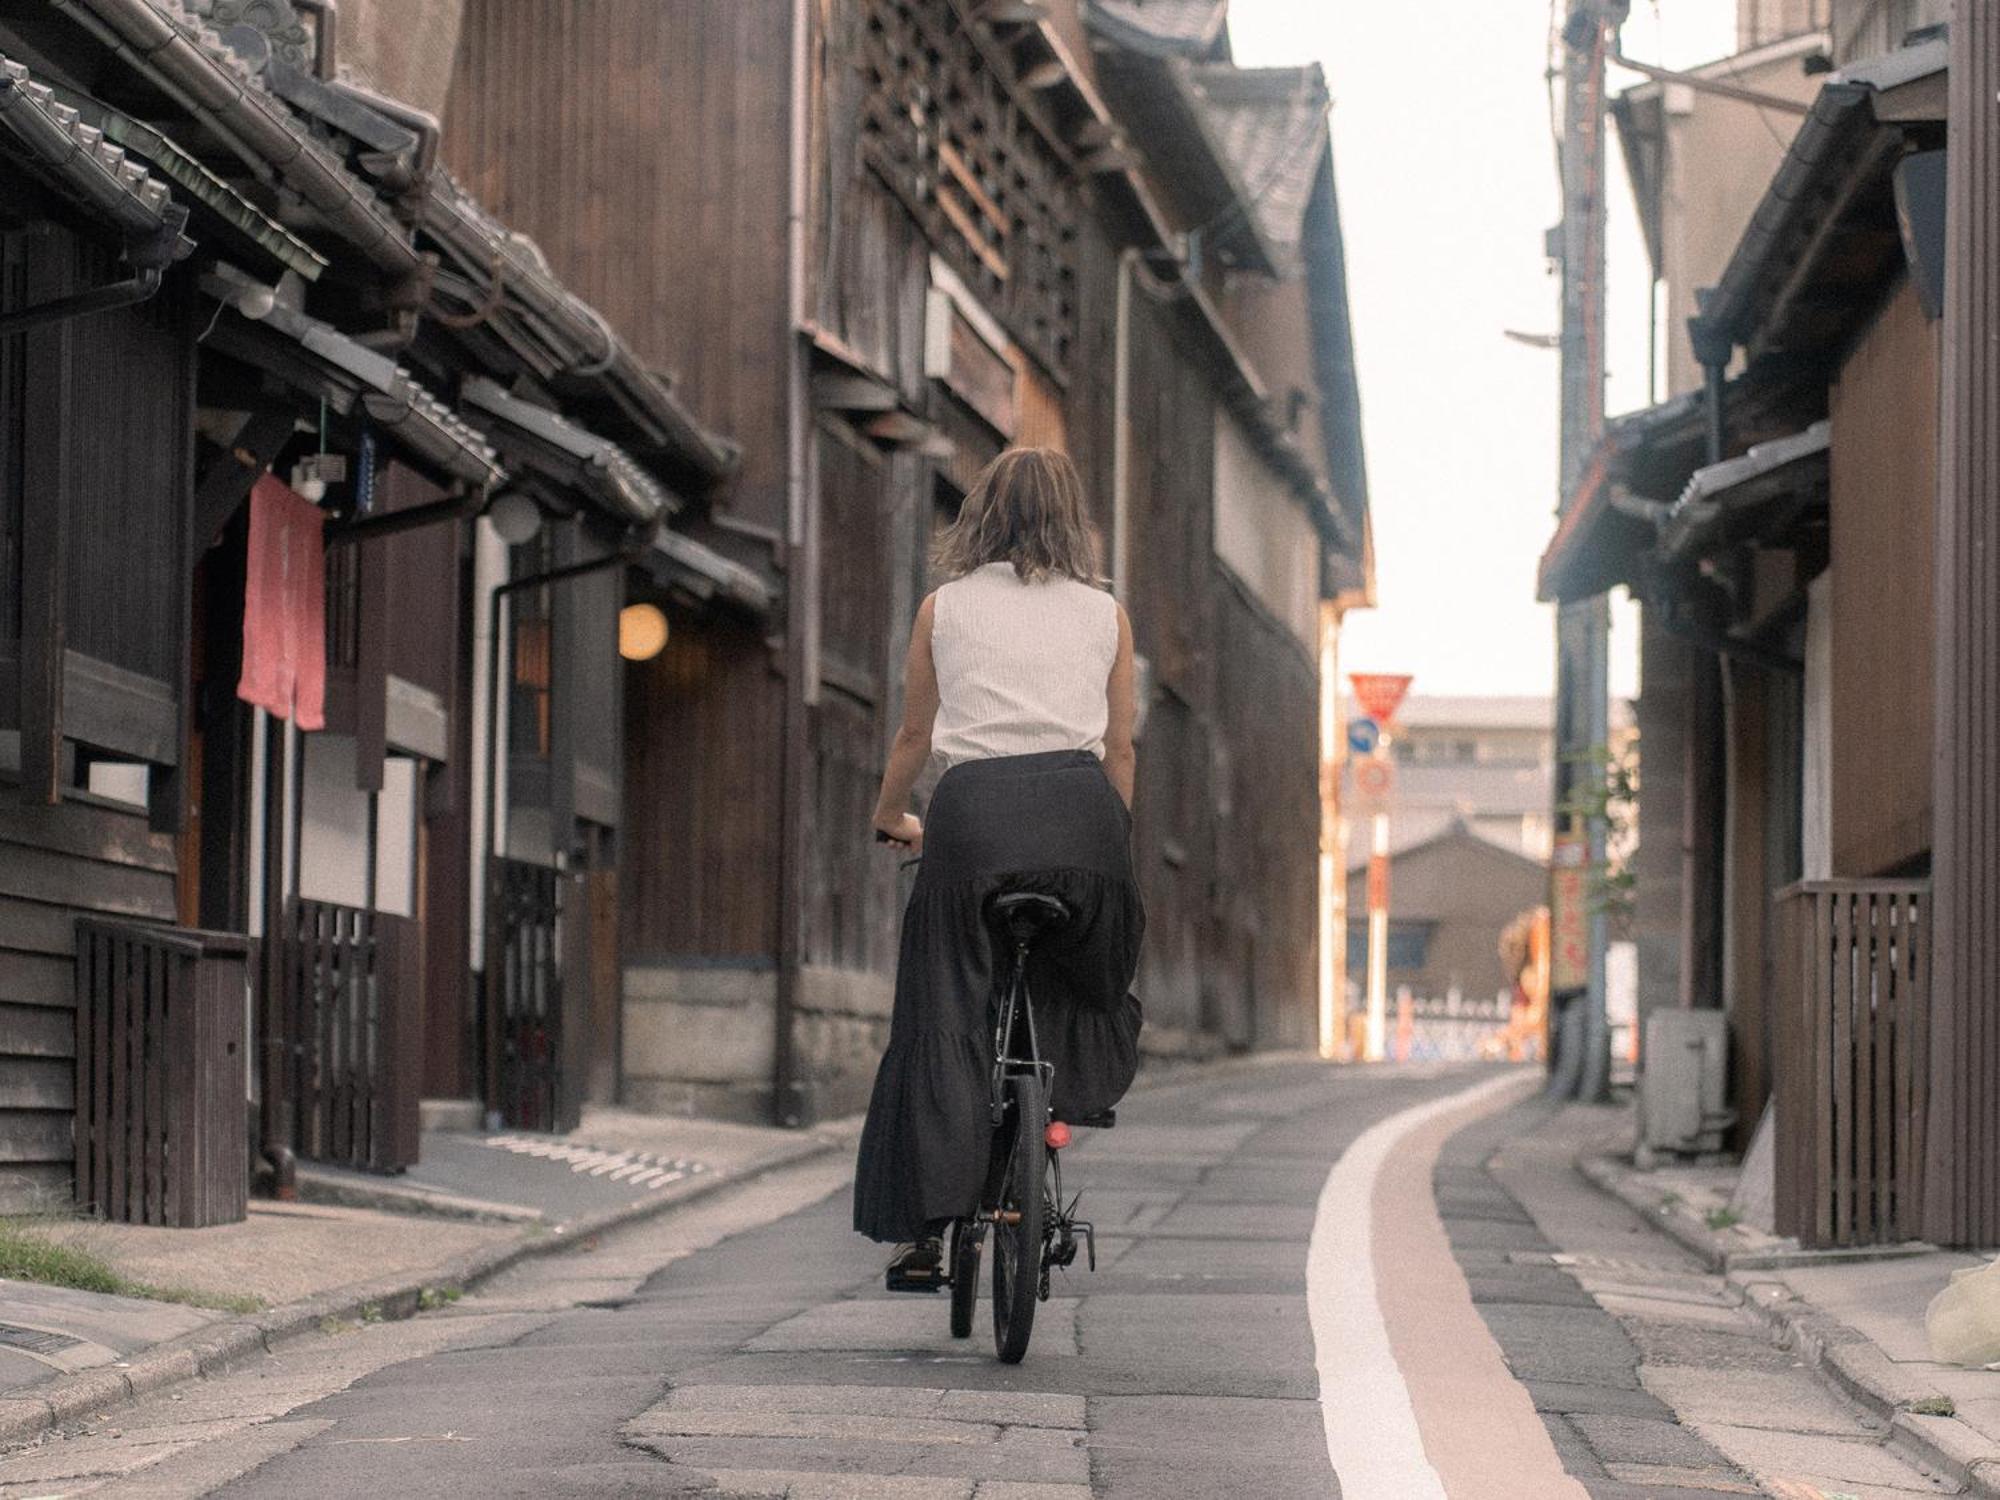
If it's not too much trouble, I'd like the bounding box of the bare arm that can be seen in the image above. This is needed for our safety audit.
[1103,602,1136,807]
[871,593,941,847]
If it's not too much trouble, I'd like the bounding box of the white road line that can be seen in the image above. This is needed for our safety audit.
[1306,1071,1529,1500]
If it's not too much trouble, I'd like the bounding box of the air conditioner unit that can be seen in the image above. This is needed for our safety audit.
[1635,1009,1736,1167]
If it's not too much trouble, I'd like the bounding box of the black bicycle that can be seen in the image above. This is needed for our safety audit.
[944,890,1106,1363]
[874,833,1107,1363]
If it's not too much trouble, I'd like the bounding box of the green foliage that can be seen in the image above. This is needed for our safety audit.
[1558,737,1640,936]
[0,1218,263,1314]
[1703,1206,1742,1231]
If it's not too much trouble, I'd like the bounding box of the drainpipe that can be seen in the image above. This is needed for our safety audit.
[771,0,814,1129]
[1689,313,1731,467]
[1112,248,1136,599]
[0,209,186,337]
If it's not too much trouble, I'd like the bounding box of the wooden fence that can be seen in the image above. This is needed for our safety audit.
[275,899,422,1173]
[74,919,252,1227]
[1773,880,1929,1247]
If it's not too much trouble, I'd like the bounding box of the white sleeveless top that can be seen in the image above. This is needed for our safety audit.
[930,562,1119,768]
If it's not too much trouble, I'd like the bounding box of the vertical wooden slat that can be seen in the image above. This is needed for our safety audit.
[1892,894,1913,1237]
[1840,892,1872,1248]
[1873,895,1894,1236]
[1784,892,1800,1248]
[1909,892,1931,1238]
[109,935,130,1221]
[1830,892,1851,1243]
[1812,888,1833,1247]
[142,945,164,1224]
[165,944,188,1227]
[93,929,112,1215]
[73,928,94,1215]
[316,902,336,1160]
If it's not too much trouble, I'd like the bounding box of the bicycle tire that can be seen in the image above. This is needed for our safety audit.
[992,1073,1046,1363]
[949,1220,980,1339]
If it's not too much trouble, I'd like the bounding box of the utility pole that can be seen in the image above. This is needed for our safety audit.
[1550,0,1617,1101]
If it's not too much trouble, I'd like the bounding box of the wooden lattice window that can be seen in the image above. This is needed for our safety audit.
[858,0,1079,379]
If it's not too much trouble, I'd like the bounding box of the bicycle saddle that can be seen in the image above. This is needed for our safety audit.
[988,891,1071,943]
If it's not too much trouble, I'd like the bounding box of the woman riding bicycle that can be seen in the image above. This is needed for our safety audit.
[855,446,1145,1287]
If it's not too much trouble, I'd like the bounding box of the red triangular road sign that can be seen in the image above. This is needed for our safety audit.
[1349,673,1414,726]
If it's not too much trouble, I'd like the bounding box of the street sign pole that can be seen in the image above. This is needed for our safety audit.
[1366,809,1390,1061]
[1349,674,1411,1064]
[1318,602,1345,1060]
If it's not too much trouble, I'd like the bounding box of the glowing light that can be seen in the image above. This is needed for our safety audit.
[618,602,670,661]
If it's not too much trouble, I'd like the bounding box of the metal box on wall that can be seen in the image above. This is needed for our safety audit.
[1636,1008,1735,1166]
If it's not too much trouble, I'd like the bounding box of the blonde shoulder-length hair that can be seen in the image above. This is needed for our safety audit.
[932,446,1104,586]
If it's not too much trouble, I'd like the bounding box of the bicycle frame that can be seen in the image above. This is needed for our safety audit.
[989,937,1055,1129]
[980,934,1095,1278]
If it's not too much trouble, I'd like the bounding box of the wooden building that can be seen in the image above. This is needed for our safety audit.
[0,0,1369,1217]
[441,0,1372,1122]
[1344,824,1547,1004]
[0,0,748,1209]
[1537,19,1963,1243]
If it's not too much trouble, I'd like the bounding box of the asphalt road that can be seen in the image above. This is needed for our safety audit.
[0,1059,1501,1498]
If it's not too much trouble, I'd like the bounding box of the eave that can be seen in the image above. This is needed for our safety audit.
[461,375,670,533]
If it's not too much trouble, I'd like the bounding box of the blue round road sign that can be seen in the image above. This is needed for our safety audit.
[1348,717,1380,756]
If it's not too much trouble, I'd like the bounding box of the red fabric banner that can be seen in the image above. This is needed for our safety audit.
[238,473,326,730]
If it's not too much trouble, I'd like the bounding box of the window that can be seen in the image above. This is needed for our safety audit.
[858,0,1079,378]
[1347,920,1438,975]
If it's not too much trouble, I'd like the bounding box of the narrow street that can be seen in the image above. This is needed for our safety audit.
[0,1061,1956,1499]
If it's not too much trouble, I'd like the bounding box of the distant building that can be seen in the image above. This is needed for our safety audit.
[1371,695,1558,861]
[1340,693,1630,1002]
[1344,823,1545,1002]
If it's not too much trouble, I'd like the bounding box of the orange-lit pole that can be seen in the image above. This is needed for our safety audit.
[1318,601,1346,1059]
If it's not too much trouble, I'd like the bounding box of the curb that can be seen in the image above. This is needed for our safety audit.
[0,1132,843,1454]
[1575,1152,2000,1498]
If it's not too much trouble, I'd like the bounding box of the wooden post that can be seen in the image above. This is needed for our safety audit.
[18,250,70,808]
[1925,0,2000,1247]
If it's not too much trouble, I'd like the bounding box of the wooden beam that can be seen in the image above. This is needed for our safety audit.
[18,258,70,808]
[811,371,900,413]
[192,407,299,558]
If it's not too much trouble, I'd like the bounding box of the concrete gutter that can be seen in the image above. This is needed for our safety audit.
[0,1131,842,1453]
[1579,1151,2000,1497]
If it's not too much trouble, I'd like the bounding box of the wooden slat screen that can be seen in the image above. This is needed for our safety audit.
[1773,881,1929,1247]
[73,919,250,1228]
[277,899,421,1173]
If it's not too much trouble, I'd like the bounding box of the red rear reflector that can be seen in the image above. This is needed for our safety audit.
[1045,1121,1071,1149]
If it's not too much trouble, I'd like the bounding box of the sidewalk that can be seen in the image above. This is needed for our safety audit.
[0,1105,857,1452]
[1487,1090,2000,1496]
[1579,1108,2000,1497]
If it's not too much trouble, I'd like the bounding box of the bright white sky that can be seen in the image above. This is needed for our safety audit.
[1230,0,1742,698]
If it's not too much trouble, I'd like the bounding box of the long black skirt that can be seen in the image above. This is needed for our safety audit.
[852,749,1145,1244]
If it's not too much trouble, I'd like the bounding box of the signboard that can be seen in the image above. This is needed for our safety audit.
[1549,836,1589,994]
[1347,717,1381,757]
[1349,756,1395,816]
[1350,673,1414,727]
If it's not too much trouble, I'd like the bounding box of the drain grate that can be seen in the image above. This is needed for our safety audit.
[0,1322,82,1356]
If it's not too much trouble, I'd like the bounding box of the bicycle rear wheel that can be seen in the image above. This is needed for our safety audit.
[991,1073,1046,1363]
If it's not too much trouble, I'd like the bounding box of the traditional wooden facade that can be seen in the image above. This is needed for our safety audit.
[0,0,746,1208]
[442,0,1371,1123]
[1538,18,1967,1242]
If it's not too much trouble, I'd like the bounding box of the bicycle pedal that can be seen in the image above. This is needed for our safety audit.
[885,1271,947,1294]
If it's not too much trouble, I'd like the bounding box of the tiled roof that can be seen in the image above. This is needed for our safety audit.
[1085,0,1229,58]
[1186,64,1328,273]
[0,54,186,248]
